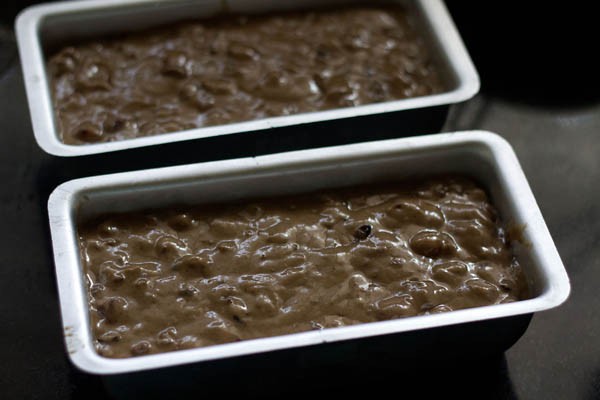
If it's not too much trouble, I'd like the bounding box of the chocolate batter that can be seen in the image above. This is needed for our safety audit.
[48,6,444,145]
[79,177,527,358]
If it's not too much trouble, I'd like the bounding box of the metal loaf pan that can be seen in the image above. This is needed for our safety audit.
[16,0,479,157]
[47,131,569,378]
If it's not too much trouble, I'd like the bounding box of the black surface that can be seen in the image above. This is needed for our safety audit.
[1,2,600,399]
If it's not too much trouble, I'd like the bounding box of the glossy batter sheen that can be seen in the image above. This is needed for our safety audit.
[48,6,444,145]
[79,178,527,358]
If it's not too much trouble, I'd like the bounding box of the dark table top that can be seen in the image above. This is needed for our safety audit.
[1,2,598,399]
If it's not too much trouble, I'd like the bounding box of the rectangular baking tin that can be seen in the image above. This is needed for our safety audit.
[16,0,479,157]
[47,131,569,374]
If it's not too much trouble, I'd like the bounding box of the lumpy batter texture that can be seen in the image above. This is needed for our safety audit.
[79,178,527,358]
[48,6,444,145]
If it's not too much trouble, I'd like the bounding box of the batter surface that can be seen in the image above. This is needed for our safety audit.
[79,177,527,358]
[48,5,444,144]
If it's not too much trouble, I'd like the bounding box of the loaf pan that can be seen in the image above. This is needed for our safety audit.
[47,131,569,374]
[16,0,479,157]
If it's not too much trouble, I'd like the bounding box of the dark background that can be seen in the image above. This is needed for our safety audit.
[1,2,599,399]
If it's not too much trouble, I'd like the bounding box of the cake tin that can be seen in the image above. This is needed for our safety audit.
[16,0,479,156]
[47,131,570,375]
